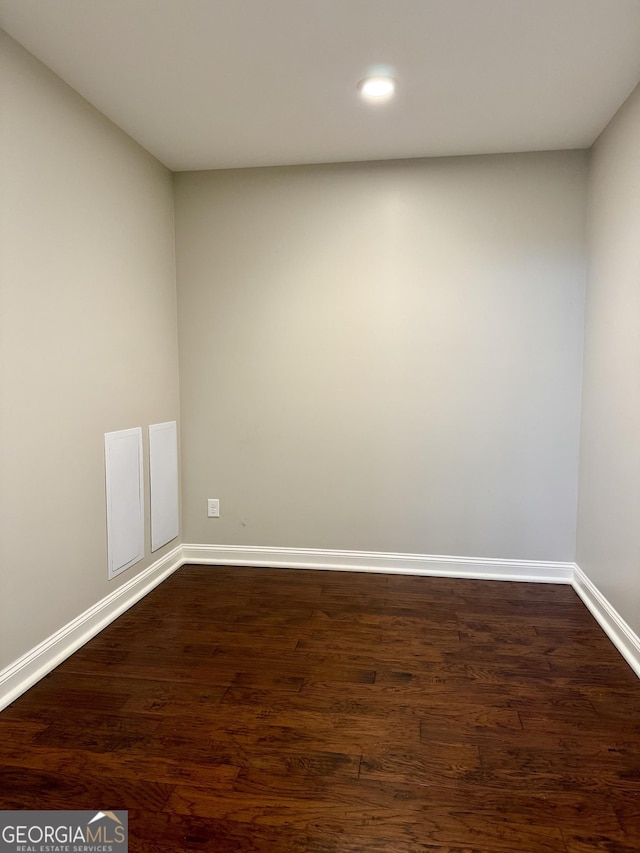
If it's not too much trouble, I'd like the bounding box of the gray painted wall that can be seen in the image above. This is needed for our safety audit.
[577,82,640,637]
[175,153,588,560]
[0,33,181,669]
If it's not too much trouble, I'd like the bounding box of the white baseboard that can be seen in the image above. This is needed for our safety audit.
[0,544,183,712]
[572,564,640,680]
[181,543,575,584]
[3,545,638,713]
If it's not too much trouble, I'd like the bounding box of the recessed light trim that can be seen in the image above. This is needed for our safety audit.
[357,75,396,101]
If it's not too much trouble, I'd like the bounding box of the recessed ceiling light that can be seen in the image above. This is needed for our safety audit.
[357,76,396,102]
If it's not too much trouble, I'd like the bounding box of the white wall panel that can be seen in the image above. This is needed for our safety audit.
[104,427,144,579]
[149,420,179,552]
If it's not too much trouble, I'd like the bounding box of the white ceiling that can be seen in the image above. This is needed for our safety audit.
[2,0,640,172]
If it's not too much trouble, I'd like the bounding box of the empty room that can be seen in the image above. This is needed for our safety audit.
[1,1,640,851]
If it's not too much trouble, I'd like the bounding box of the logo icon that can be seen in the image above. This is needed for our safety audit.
[88,811,123,825]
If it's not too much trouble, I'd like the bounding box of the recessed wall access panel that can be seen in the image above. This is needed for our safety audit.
[104,427,145,579]
[149,421,179,552]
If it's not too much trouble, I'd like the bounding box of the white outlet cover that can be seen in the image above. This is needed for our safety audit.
[207,498,220,518]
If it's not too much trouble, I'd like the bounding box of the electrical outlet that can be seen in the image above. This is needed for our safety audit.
[207,498,220,518]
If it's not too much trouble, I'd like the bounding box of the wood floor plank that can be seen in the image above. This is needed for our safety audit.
[562,832,640,852]
[166,785,568,852]
[1,564,639,852]
[0,740,240,788]
[0,766,173,812]
[359,741,483,786]
[128,809,526,853]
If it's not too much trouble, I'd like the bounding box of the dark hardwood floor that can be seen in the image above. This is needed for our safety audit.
[1,565,639,852]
